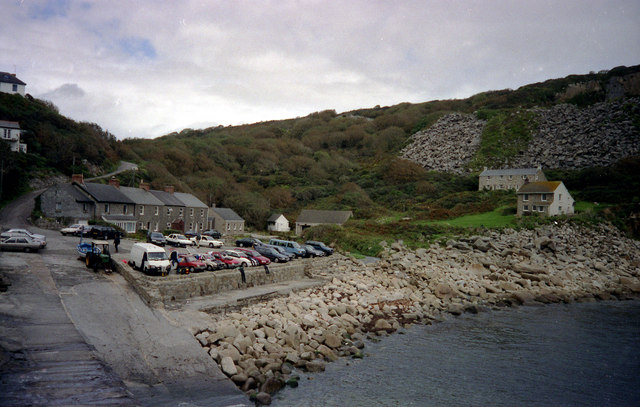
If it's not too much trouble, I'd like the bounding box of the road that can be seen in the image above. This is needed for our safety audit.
[0,193,250,406]
[85,161,138,181]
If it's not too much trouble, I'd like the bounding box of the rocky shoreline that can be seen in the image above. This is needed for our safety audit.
[192,222,640,405]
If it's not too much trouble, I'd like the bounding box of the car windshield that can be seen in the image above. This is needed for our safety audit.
[246,250,260,256]
[182,255,197,262]
[176,235,187,240]
[148,252,168,260]
[150,233,163,238]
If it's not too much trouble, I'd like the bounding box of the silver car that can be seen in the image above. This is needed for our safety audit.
[0,236,46,252]
[4,228,47,242]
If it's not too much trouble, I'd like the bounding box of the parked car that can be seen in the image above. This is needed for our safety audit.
[302,244,325,257]
[0,236,46,252]
[3,228,46,242]
[184,230,198,238]
[177,254,206,274]
[235,237,264,248]
[305,240,334,255]
[236,248,271,265]
[254,245,289,263]
[265,245,295,260]
[60,224,89,236]
[129,243,171,276]
[268,238,306,258]
[166,233,192,247]
[197,253,226,271]
[209,251,241,268]
[147,231,167,247]
[223,249,255,266]
[89,226,122,240]
[203,229,222,239]
[192,235,224,248]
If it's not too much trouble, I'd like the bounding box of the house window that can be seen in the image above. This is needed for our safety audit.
[189,223,193,230]
[82,203,88,212]
[524,205,529,211]
[12,84,18,92]
[201,209,204,217]
[227,224,231,231]
[541,194,547,201]
[523,194,529,201]
[167,207,171,215]
[190,208,194,216]
[167,222,171,229]
[559,194,562,201]
[55,202,62,211]
[239,224,243,231]
[139,206,144,216]
[180,208,184,216]
[104,204,110,213]
[123,204,128,214]
[508,175,512,180]
[234,224,237,230]
[559,206,563,213]
[155,206,159,215]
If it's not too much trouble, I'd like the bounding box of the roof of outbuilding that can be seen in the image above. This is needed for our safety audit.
[119,186,165,206]
[174,192,208,208]
[0,120,20,129]
[517,181,562,194]
[77,182,134,204]
[267,213,287,222]
[296,210,353,224]
[149,190,185,206]
[479,168,541,177]
[0,72,26,85]
[210,207,244,221]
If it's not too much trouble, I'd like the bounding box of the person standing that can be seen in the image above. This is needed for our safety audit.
[114,233,120,253]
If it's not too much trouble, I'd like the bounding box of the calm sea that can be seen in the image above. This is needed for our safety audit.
[272,301,640,407]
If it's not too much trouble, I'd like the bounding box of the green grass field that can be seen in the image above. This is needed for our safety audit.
[426,206,516,228]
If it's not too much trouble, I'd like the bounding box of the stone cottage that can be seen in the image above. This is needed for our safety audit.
[209,207,245,235]
[516,181,575,217]
[479,166,546,191]
[295,210,353,235]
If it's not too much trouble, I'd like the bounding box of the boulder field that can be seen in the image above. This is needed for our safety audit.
[193,222,640,402]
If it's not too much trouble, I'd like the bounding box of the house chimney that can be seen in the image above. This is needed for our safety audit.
[164,185,175,194]
[108,176,120,188]
[71,174,84,185]
[139,181,150,191]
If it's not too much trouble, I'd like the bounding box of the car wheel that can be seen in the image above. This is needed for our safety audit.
[206,264,212,271]
[188,267,194,274]
[192,241,196,246]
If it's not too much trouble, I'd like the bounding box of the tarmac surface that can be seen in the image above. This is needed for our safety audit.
[0,192,257,406]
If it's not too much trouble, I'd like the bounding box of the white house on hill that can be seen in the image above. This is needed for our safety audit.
[267,213,290,232]
[0,120,27,153]
[0,72,26,96]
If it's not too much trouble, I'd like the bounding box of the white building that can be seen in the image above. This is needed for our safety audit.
[0,120,27,153]
[516,181,575,217]
[0,72,26,96]
[267,213,290,232]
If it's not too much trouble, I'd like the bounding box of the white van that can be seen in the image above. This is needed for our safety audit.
[129,243,171,276]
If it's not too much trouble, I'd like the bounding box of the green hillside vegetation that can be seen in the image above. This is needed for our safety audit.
[0,92,120,203]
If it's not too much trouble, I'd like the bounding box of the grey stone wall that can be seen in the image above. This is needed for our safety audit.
[40,186,93,221]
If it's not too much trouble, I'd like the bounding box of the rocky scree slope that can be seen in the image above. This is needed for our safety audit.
[401,97,640,173]
[191,222,640,400]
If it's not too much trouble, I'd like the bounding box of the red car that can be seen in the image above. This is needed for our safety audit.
[209,251,241,269]
[237,248,271,265]
[177,254,206,274]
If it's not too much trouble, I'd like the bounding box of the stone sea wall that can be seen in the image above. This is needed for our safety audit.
[194,222,640,403]
[401,97,640,173]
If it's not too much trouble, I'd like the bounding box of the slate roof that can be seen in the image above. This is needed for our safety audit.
[517,181,562,194]
[479,168,541,177]
[210,207,244,221]
[77,182,134,204]
[119,186,164,206]
[296,210,352,224]
[0,72,26,85]
[63,184,94,203]
[0,120,20,129]
[149,190,185,206]
[174,192,207,208]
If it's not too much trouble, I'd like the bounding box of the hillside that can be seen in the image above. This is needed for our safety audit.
[0,92,121,203]
[118,65,640,228]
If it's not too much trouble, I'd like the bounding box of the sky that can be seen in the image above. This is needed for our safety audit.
[2,0,639,140]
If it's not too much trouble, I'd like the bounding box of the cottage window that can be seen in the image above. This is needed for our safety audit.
[227,224,231,231]
[559,206,563,213]
[234,224,237,230]
[189,223,193,230]
[190,208,194,216]
[541,194,547,201]
[139,206,144,216]
[82,203,88,212]
[559,194,562,200]
[180,208,184,216]
[508,175,512,180]
[155,206,159,215]
[167,207,171,215]
[104,204,110,213]
[12,84,18,92]
[523,205,529,211]
[166,222,171,228]
[123,204,128,214]
[523,194,529,201]
[55,202,62,211]
[239,224,243,231]
[201,209,204,217]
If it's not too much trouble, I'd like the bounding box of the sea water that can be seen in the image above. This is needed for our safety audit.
[272,301,640,407]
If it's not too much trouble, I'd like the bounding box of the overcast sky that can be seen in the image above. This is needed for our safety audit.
[3,0,639,139]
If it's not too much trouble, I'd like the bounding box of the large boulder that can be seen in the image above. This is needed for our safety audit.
[220,356,237,376]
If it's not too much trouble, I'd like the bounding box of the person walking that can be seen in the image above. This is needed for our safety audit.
[114,234,120,253]
[239,265,246,283]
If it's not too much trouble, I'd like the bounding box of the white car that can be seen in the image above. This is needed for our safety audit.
[166,233,192,247]
[222,249,254,267]
[60,224,88,236]
[192,235,224,248]
[4,228,47,242]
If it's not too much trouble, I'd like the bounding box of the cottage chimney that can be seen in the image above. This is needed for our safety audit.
[483,166,488,171]
[164,185,175,194]
[71,174,84,185]
[139,181,150,191]
[108,176,120,188]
